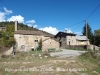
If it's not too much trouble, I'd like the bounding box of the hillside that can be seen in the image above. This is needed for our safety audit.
[0,21,54,36]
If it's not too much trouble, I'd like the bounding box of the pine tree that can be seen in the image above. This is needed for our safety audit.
[82,22,94,44]
[94,29,100,46]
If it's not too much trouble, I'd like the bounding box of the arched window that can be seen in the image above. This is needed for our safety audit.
[20,45,25,51]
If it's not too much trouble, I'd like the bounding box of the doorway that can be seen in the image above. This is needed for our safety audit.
[69,41,70,45]
[59,42,62,47]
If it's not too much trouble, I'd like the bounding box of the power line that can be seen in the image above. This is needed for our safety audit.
[73,22,84,32]
[66,20,85,28]
[86,4,100,20]
[67,4,100,28]
[64,4,100,32]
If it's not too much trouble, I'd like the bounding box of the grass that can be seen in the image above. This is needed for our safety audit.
[78,50,100,74]
[0,49,100,75]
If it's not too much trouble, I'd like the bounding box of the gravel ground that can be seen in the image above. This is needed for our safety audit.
[50,49,87,58]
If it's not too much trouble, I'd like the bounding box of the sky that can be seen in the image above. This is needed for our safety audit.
[0,0,100,35]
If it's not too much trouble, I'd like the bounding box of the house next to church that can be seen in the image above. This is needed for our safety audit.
[55,31,90,48]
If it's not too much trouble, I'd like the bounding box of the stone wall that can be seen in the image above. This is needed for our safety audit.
[66,36,90,46]
[14,34,50,51]
[42,38,59,52]
[88,45,100,50]
[66,36,76,45]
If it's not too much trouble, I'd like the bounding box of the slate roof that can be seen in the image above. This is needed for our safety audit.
[55,31,76,38]
[76,36,89,41]
[14,30,54,37]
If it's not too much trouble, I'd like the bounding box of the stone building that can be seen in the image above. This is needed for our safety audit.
[55,31,90,48]
[76,36,90,45]
[15,30,47,51]
[42,38,59,52]
[14,21,59,52]
[55,32,76,47]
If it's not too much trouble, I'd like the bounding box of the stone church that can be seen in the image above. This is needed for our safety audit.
[14,21,59,52]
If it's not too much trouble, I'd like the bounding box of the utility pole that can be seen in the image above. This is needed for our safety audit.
[94,30,95,55]
[86,20,88,50]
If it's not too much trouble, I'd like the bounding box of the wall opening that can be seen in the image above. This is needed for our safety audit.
[59,42,62,47]
[69,41,70,45]
[20,45,25,51]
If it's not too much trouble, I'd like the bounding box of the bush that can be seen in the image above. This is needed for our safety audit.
[79,50,100,64]
[38,39,42,50]
[35,46,41,51]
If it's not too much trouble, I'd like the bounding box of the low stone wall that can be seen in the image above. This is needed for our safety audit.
[66,45,87,49]
[65,45,100,50]
[88,45,100,50]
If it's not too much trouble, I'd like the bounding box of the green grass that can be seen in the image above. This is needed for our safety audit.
[0,49,100,75]
[78,50,100,74]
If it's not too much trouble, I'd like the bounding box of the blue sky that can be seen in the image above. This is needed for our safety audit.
[0,0,100,35]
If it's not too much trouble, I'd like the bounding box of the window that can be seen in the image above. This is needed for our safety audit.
[34,40,38,42]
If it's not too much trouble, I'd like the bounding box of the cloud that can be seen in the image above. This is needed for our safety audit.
[65,28,73,33]
[39,26,59,35]
[65,28,82,35]
[4,7,13,14]
[26,20,35,24]
[0,7,37,29]
[27,24,37,28]
[0,12,6,22]
[7,15,24,23]
[75,32,82,35]
[0,7,13,22]
[26,20,36,28]
[0,7,23,23]
[33,25,37,28]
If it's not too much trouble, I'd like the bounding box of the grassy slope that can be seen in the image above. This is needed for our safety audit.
[0,50,100,75]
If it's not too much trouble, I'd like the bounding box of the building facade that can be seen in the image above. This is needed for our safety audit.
[14,30,59,52]
[55,31,90,48]
[42,38,59,52]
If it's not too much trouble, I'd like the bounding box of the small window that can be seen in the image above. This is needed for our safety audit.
[34,40,38,42]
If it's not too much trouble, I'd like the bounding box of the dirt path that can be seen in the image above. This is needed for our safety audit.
[50,49,87,58]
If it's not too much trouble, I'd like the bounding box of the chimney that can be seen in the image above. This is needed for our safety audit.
[65,28,68,33]
[15,20,17,31]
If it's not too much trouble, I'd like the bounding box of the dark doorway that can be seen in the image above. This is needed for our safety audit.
[69,41,70,45]
[59,42,62,47]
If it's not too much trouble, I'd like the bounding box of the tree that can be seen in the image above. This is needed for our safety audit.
[94,29,100,46]
[38,38,42,50]
[82,22,94,44]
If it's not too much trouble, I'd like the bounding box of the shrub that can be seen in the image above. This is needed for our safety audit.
[38,39,42,50]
